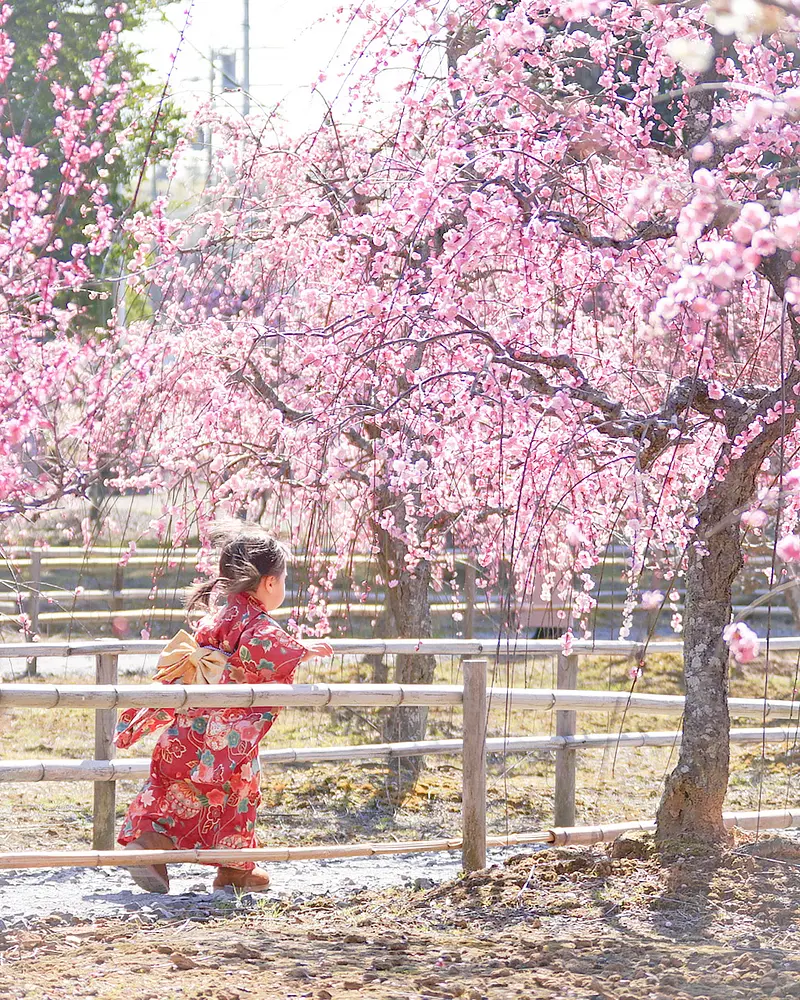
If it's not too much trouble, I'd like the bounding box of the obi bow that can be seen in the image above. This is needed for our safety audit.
[152,629,228,685]
[114,630,228,749]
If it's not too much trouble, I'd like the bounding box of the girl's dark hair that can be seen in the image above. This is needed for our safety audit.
[186,519,289,613]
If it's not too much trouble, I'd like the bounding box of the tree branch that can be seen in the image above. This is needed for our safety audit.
[230,362,312,423]
[464,320,776,468]
[542,211,678,250]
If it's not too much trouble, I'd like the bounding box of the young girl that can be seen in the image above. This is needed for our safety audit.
[116,523,332,894]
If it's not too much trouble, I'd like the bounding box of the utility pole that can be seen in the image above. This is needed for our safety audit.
[242,0,250,117]
[208,48,215,176]
[220,50,237,91]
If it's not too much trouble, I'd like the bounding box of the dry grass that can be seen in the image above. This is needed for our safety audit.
[0,652,799,853]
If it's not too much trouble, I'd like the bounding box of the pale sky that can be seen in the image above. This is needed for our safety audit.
[138,0,364,134]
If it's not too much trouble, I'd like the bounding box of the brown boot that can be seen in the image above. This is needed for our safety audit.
[123,831,174,894]
[212,865,271,892]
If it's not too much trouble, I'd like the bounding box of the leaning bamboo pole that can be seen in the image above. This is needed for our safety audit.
[0,808,797,871]
[1,681,797,718]
[2,725,799,783]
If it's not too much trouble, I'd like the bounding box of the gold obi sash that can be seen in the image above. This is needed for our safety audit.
[152,629,228,685]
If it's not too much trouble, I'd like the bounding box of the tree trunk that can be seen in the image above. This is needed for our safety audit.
[384,561,436,746]
[365,604,390,684]
[655,480,743,842]
[374,530,435,747]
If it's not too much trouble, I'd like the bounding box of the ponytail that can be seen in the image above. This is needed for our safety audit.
[185,576,225,613]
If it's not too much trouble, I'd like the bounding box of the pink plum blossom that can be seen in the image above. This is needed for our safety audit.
[640,591,664,611]
[723,622,761,664]
[776,534,800,562]
[740,509,769,529]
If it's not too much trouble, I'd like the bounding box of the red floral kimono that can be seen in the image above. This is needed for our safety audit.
[117,592,305,869]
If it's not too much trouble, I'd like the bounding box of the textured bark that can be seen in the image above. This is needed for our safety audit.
[655,460,760,842]
[654,35,786,842]
[365,605,390,685]
[374,526,436,749]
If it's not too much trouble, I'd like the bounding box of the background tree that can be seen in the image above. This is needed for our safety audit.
[0,3,159,521]
[1,0,181,327]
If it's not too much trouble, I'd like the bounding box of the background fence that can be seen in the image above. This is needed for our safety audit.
[0,637,799,872]
[2,544,798,652]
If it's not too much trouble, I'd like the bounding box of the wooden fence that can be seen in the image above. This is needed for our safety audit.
[1,637,799,872]
[0,551,488,660]
[2,546,796,643]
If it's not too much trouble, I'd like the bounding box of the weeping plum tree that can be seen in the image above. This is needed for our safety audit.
[107,0,800,833]
[7,0,800,836]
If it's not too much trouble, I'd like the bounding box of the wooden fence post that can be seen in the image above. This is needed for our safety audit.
[554,652,578,827]
[462,658,487,871]
[112,563,124,614]
[25,551,41,677]
[463,564,476,640]
[92,653,118,850]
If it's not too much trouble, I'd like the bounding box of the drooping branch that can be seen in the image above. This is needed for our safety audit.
[541,211,678,251]
[463,319,788,468]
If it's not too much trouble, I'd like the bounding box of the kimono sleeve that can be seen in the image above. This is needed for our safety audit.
[234,619,305,684]
[114,706,175,749]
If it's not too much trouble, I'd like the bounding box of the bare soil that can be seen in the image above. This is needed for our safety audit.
[2,833,799,1000]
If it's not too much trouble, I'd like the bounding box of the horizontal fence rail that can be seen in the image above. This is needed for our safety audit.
[2,639,799,873]
[0,636,721,657]
[1,681,798,718]
[2,604,795,626]
[0,545,781,566]
[0,602,495,625]
[2,726,799,783]
[0,808,798,872]
[7,634,800,659]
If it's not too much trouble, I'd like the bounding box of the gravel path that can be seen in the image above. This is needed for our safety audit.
[4,842,800,1000]
[1,653,159,681]
[0,656,519,929]
[0,848,519,928]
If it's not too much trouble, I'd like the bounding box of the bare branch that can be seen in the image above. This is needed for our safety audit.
[542,211,678,250]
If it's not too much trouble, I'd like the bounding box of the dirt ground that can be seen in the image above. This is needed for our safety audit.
[2,833,800,1000]
[2,653,800,996]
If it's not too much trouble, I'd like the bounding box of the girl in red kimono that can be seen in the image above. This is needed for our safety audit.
[116,523,332,894]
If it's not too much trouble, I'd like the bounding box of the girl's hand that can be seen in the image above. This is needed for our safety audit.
[300,640,333,662]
